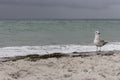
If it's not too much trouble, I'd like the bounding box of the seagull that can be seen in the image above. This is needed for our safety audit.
[94,31,108,51]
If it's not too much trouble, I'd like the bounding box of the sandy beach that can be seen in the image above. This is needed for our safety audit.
[0,51,120,80]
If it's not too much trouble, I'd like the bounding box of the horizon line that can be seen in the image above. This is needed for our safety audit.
[0,18,120,20]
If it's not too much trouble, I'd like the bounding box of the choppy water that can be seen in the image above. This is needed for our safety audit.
[0,20,120,57]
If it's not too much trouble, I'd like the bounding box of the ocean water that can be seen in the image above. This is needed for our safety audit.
[0,20,120,57]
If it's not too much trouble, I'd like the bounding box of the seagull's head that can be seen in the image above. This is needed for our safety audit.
[95,31,100,35]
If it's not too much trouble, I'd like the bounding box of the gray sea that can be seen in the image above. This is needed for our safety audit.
[0,20,120,47]
[0,20,120,57]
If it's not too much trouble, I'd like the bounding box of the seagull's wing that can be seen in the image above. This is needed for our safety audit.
[100,40,108,45]
[100,40,105,43]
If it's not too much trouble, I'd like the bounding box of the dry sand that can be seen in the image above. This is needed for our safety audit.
[0,51,120,80]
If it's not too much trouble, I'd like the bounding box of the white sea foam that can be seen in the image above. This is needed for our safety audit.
[0,42,120,57]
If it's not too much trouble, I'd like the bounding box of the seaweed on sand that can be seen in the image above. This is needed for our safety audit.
[2,53,69,62]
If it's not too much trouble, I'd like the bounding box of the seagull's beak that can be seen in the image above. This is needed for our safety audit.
[98,33,100,34]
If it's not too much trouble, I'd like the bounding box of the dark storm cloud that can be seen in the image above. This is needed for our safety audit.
[0,0,120,19]
[0,0,119,9]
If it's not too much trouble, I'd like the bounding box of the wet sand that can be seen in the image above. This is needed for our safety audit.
[0,51,120,80]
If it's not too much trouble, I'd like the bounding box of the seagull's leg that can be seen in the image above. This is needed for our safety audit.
[96,47,98,51]
[99,47,101,52]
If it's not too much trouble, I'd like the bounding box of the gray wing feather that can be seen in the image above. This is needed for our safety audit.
[100,40,108,45]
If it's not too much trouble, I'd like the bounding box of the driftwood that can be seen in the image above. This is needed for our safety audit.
[0,51,118,62]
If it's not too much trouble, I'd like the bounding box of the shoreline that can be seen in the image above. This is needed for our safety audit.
[0,43,120,57]
[0,50,118,62]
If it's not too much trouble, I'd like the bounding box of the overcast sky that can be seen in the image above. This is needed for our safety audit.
[0,0,120,19]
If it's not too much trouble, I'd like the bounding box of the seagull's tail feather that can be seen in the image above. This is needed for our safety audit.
[103,41,108,45]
